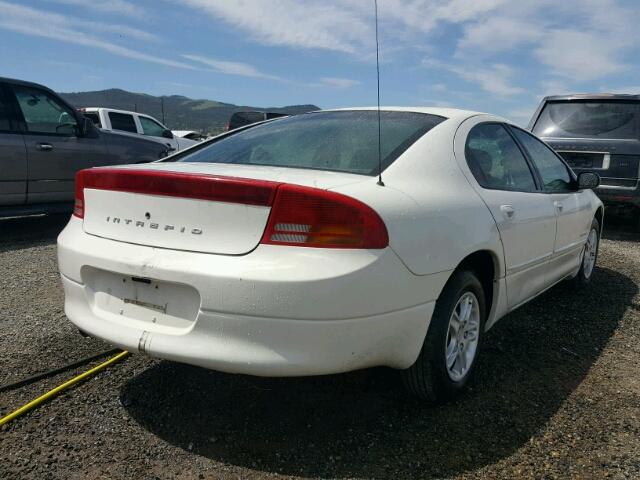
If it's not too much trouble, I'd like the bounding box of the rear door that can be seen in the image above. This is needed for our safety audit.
[0,83,27,206]
[510,127,593,283]
[8,83,109,204]
[456,119,557,309]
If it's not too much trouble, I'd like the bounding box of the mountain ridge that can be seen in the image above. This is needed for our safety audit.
[59,88,319,134]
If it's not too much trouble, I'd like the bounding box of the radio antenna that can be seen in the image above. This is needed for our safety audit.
[374,0,384,186]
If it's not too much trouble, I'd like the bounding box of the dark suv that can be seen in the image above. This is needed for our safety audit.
[224,111,288,131]
[529,94,640,221]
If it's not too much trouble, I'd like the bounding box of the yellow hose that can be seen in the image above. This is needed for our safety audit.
[0,350,129,427]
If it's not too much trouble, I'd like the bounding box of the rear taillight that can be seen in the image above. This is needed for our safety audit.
[73,170,86,218]
[261,184,388,249]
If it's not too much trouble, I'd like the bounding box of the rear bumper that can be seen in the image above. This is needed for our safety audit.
[58,217,446,375]
[595,186,640,208]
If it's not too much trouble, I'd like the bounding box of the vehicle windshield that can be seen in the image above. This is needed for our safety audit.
[175,111,446,175]
[532,100,639,139]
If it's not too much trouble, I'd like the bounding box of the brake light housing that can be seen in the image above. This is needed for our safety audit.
[261,184,388,249]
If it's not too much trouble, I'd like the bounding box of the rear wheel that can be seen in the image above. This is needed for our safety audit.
[401,270,486,402]
[571,217,600,286]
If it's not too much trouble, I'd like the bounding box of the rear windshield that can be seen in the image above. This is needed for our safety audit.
[532,100,639,139]
[176,111,445,175]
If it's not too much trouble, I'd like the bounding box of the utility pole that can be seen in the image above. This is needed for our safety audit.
[161,97,165,124]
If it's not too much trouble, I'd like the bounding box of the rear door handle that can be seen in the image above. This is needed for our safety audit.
[36,143,54,152]
[500,205,515,219]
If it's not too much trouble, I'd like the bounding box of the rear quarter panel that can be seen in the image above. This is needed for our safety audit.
[332,118,505,279]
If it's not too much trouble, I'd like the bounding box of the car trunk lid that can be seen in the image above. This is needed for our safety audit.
[77,164,370,255]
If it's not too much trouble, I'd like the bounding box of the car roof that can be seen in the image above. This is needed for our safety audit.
[322,106,493,123]
[542,93,640,101]
[0,76,58,92]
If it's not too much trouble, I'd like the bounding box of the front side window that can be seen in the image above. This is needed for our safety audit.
[108,112,137,133]
[175,111,446,176]
[12,85,77,135]
[0,87,13,131]
[139,116,165,137]
[511,127,574,193]
[465,123,537,191]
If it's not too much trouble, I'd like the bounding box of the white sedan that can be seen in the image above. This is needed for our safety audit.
[58,108,603,401]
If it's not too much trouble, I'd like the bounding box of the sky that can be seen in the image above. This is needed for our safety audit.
[1,0,640,125]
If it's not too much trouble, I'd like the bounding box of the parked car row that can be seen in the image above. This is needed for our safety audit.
[0,75,621,402]
[78,107,198,153]
[0,77,177,216]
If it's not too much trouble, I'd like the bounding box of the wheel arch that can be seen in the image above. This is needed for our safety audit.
[595,205,604,234]
[455,250,500,318]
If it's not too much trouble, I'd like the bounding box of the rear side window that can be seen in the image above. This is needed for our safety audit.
[465,123,537,191]
[533,100,639,139]
[83,112,101,128]
[108,112,137,133]
[511,127,574,193]
[139,116,165,137]
[176,111,446,176]
[12,85,78,135]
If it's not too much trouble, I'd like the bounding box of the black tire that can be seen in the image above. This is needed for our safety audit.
[401,269,486,403]
[571,217,600,287]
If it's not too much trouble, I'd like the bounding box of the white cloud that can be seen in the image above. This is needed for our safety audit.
[182,54,282,80]
[172,0,640,103]
[452,0,639,82]
[84,22,160,43]
[457,16,540,54]
[47,0,146,18]
[177,0,372,54]
[533,30,626,81]
[318,77,361,88]
[604,86,640,95]
[175,0,515,57]
[0,1,192,69]
[454,64,525,96]
[424,59,525,97]
[506,106,538,126]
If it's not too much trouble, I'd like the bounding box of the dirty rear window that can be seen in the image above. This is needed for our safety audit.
[533,100,639,139]
[175,111,446,176]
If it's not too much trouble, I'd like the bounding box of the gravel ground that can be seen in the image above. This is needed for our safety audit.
[1,213,639,479]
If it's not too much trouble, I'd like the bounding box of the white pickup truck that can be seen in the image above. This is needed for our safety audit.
[79,108,198,153]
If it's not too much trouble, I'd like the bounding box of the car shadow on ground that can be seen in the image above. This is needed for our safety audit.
[121,265,637,479]
[602,211,640,242]
[0,214,70,253]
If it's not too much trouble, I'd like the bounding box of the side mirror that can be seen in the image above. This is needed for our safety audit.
[55,122,78,136]
[577,172,600,190]
[162,129,174,139]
